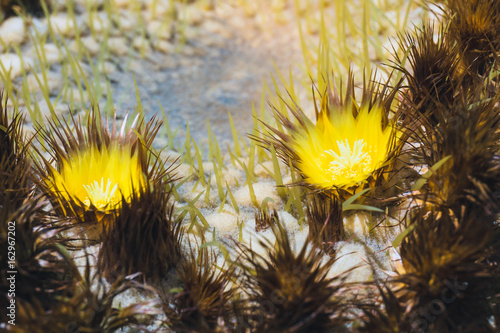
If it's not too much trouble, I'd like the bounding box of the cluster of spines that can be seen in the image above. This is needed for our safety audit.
[254,208,279,232]
[234,221,351,332]
[0,95,190,330]
[15,257,162,332]
[32,106,164,227]
[306,193,344,255]
[446,0,500,78]
[359,0,500,331]
[0,95,164,331]
[162,245,237,332]
[0,196,75,326]
[0,93,68,322]
[97,179,183,282]
[0,92,32,211]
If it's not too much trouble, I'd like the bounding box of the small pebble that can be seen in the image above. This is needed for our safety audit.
[146,20,169,40]
[70,36,100,55]
[107,37,129,56]
[209,167,242,187]
[41,43,63,64]
[155,40,175,54]
[0,53,33,79]
[117,10,136,32]
[26,71,64,95]
[278,210,301,234]
[66,88,90,105]
[132,36,152,53]
[75,0,103,9]
[147,2,170,19]
[100,61,116,75]
[37,100,71,118]
[206,210,240,237]
[0,17,26,45]
[181,183,216,209]
[46,14,79,37]
[113,0,133,9]
[29,18,48,36]
[89,11,111,33]
[201,19,225,35]
[330,242,372,283]
[160,149,182,163]
[175,163,193,180]
[233,182,280,209]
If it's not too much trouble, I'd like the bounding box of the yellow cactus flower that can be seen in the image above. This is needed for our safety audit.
[254,72,404,198]
[48,144,146,215]
[292,106,394,189]
[33,106,172,234]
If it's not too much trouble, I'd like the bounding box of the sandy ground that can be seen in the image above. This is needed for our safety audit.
[109,6,304,147]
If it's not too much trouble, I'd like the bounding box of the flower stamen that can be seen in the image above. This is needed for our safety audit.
[83,177,120,210]
[324,139,372,180]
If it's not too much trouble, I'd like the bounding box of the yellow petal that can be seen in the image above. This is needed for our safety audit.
[292,106,395,189]
[48,144,146,215]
